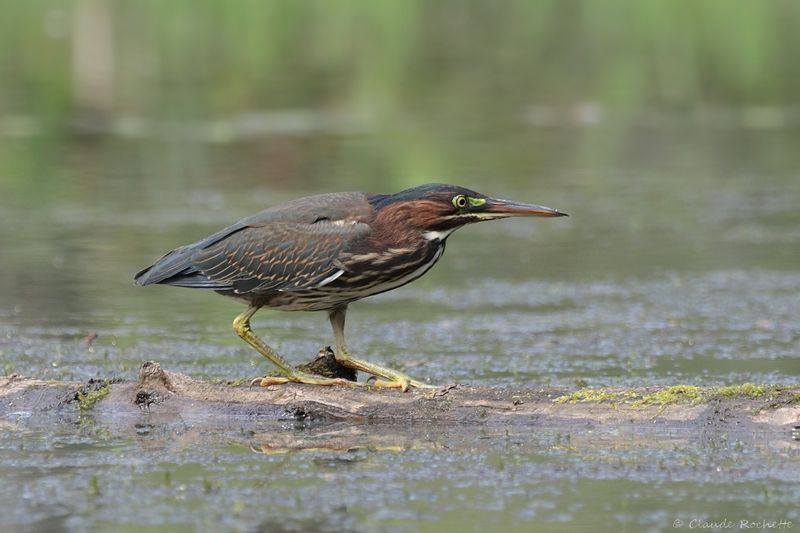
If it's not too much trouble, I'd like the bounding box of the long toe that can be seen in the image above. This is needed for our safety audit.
[290,371,364,388]
[371,375,444,391]
[408,379,438,389]
[251,371,364,388]
[251,376,291,387]
[369,378,409,391]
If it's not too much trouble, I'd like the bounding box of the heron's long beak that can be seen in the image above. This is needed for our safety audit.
[482,198,568,219]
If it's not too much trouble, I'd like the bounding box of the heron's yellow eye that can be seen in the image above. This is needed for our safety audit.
[453,195,467,208]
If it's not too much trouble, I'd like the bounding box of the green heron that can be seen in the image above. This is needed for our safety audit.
[134,184,566,390]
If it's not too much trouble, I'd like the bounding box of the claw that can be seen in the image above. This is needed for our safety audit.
[250,376,290,388]
[396,376,410,392]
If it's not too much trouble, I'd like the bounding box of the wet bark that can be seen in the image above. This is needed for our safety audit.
[2,362,798,438]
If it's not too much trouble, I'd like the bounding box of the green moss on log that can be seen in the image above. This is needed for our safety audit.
[77,383,111,410]
[554,383,799,408]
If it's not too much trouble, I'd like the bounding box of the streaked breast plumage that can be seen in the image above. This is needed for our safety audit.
[261,239,445,311]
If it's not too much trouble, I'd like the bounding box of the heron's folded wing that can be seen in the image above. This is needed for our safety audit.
[191,221,371,295]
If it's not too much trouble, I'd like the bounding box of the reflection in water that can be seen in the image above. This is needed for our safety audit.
[2,413,798,531]
[248,423,430,456]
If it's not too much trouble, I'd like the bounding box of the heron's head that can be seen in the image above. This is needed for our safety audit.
[370,183,567,239]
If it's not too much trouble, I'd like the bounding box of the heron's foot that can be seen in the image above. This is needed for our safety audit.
[251,370,364,388]
[365,376,435,391]
[337,357,436,392]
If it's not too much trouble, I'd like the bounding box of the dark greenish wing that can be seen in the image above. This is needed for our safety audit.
[191,221,371,295]
[133,191,374,289]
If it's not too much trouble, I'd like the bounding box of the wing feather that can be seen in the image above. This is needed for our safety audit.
[191,221,370,295]
[134,191,374,291]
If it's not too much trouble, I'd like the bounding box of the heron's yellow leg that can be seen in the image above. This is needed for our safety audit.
[233,306,362,388]
[328,305,436,391]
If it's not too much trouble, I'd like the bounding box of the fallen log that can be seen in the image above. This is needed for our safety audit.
[2,362,798,439]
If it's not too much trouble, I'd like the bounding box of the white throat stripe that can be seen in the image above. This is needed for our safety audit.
[423,229,456,241]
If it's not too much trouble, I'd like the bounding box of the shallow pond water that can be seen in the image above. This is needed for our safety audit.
[2,411,798,532]
[2,121,799,531]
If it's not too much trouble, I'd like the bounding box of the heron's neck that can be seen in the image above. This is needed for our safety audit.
[367,203,453,249]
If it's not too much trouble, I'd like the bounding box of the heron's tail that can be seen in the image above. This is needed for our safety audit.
[133,245,228,289]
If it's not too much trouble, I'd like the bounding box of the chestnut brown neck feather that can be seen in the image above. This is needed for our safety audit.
[374,199,454,232]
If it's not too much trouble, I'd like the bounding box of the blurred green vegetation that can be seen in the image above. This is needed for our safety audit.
[2,0,799,122]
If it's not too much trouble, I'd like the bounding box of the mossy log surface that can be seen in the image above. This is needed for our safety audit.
[2,362,798,438]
